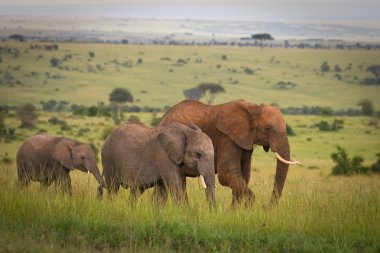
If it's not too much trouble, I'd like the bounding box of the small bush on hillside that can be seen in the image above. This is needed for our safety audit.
[89,142,99,162]
[17,103,38,128]
[87,106,99,117]
[1,153,13,164]
[321,61,330,72]
[331,146,371,176]
[286,123,296,136]
[315,119,344,131]
[371,153,380,173]
[127,115,141,123]
[151,115,161,127]
[102,125,117,140]
[77,128,90,137]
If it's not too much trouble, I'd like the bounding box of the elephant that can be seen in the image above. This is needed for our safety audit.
[16,133,105,194]
[100,121,216,206]
[158,99,300,206]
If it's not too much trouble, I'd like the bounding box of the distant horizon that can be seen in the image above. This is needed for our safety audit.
[0,1,379,22]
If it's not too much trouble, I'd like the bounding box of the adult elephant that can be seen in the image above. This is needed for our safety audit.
[100,121,215,206]
[159,100,300,205]
[17,133,105,194]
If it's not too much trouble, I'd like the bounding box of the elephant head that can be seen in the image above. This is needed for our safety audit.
[158,122,216,206]
[51,139,106,189]
[215,100,300,204]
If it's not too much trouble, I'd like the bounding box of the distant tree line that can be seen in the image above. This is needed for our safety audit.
[3,34,380,50]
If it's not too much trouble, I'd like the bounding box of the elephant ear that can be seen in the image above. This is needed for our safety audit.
[51,139,75,169]
[216,100,260,150]
[157,122,186,165]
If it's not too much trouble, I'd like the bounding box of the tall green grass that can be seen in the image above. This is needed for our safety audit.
[1,163,379,252]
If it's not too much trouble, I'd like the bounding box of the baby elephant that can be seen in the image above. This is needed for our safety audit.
[17,133,105,194]
[100,121,215,206]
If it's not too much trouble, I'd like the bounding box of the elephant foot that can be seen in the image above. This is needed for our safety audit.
[231,190,255,208]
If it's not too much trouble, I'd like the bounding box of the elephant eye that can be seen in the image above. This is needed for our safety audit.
[80,156,85,160]
[196,152,202,159]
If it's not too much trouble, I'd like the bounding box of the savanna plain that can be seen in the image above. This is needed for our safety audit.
[0,42,380,252]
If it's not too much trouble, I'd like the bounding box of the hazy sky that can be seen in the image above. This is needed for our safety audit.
[0,0,378,21]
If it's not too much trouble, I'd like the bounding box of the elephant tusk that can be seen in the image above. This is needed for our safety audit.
[274,152,301,165]
[200,175,207,189]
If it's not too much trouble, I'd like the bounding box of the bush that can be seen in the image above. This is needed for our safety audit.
[371,153,380,173]
[151,116,161,127]
[87,106,99,117]
[102,125,117,140]
[331,146,371,176]
[127,115,141,123]
[1,153,13,164]
[315,119,344,131]
[286,123,296,136]
[50,57,62,68]
[89,143,99,162]
[321,61,330,72]
[48,116,61,125]
[77,128,90,137]
[17,103,38,128]
[60,121,71,131]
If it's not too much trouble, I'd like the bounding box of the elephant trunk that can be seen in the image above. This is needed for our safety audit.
[204,175,216,209]
[198,160,216,209]
[87,163,106,197]
[270,134,290,205]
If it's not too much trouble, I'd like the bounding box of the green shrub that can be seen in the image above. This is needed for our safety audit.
[331,146,371,176]
[127,115,141,123]
[286,123,296,136]
[371,153,380,173]
[101,125,117,140]
[87,106,99,117]
[315,119,343,131]
[89,142,99,162]
[1,152,13,164]
[151,116,161,127]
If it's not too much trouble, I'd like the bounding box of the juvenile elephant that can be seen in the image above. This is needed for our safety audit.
[100,121,215,206]
[17,133,105,194]
[159,100,300,205]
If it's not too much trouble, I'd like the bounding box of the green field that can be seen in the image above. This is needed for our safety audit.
[1,42,380,252]
[1,42,380,109]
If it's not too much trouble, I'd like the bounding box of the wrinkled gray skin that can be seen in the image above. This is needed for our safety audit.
[100,122,215,206]
[16,133,105,194]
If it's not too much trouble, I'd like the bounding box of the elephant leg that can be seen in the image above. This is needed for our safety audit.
[241,149,255,206]
[162,172,186,203]
[40,177,53,190]
[129,186,145,203]
[56,171,72,195]
[153,183,168,207]
[106,175,120,195]
[217,145,253,207]
[17,164,30,188]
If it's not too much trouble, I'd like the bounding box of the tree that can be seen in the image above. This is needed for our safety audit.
[251,33,273,40]
[367,65,380,80]
[109,88,134,104]
[50,57,62,68]
[198,83,225,105]
[109,88,134,124]
[183,83,225,105]
[9,34,25,41]
[321,61,330,72]
[88,51,95,58]
[17,103,38,128]
[358,99,374,116]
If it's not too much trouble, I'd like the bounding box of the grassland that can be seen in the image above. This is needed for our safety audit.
[1,112,380,252]
[1,42,380,252]
[1,42,380,109]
